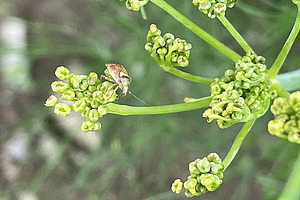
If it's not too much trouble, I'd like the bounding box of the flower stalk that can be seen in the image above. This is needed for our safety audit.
[217,15,254,54]
[166,67,214,84]
[107,96,212,115]
[278,152,300,200]
[222,118,256,170]
[268,3,300,79]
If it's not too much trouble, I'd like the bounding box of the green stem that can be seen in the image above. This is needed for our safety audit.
[217,15,254,53]
[278,152,300,200]
[268,4,300,79]
[140,6,147,20]
[149,0,241,62]
[107,96,212,115]
[271,80,290,99]
[222,118,256,170]
[166,67,214,84]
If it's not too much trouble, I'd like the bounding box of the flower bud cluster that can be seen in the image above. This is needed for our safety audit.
[171,153,224,197]
[145,24,192,69]
[45,66,117,132]
[192,0,237,18]
[120,0,148,11]
[268,91,300,144]
[203,52,277,128]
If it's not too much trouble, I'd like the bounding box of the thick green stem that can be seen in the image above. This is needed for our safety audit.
[222,118,256,170]
[278,152,300,200]
[149,0,241,62]
[107,96,211,115]
[166,67,214,84]
[268,4,300,79]
[217,15,254,53]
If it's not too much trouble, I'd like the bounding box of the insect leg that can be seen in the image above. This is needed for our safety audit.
[105,85,120,100]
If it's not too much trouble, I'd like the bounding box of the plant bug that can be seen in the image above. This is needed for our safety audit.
[101,63,132,98]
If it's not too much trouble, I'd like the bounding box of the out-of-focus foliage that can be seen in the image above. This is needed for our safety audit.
[0,0,299,199]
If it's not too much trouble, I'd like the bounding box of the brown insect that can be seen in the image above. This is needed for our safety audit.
[101,63,132,97]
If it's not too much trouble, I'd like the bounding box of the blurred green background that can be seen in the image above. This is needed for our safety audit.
[0,0,300,199]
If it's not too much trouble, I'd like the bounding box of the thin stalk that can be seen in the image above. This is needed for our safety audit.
[107,96,212,115]
[217,15,254,53]
[166,67,214,84]
[222,118,256,170]
[278,152,300,200]
[268,4,300,79]
[140,6,147,20]
[149,0,241,62]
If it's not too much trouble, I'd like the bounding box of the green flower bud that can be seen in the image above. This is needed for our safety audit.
[81,107,91,118]
[69,75,88,89]
[271,97,290,115]
[103,90,118,103]
[61,89,75,101]
[210,162,223,175]
[207,153,222,164]
[199,174,222,191]
[51,81,70,93]
[196,158,211,173]
[289,91,300,112]
[284,120,297,133]
[157,47,168,56]
[214,3,226,15]
[193,0,237,18]
[80,79,89,90]
[90,98,101,109]
[45,95,57,107]
[211,83,222,95]
[81,120,101,132]
[75,91,84,99]
[122,0,149,11]
[268,119,285,137]
[171,179,183,194]
[184,178,197,195]
[54,103,71,117]
[55,66,70,80]
[189,159,201,174]
[98,105,109,117]
[184,189,194,197]
[288,132,300,143]
[88,85,97,92]
[73,99,87,112]
[89,109,99,122]
[92,91,103,99]
[163,33,175,44]
[88,72,99,85]
[195,184,208,194]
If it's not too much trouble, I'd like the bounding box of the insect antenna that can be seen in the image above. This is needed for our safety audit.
[128,91,150,106]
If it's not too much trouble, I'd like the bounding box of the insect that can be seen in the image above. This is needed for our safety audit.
[101,63,150,105]
[101,63,132,98]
